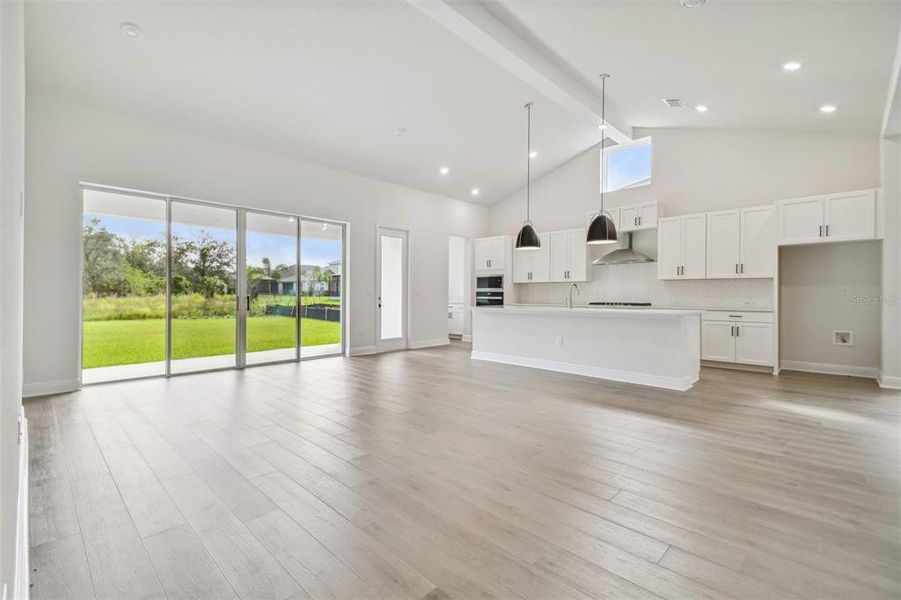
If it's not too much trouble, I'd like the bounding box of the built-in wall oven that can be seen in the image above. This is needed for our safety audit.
[476,275,504,307]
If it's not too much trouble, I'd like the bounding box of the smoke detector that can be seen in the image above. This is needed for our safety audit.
[662,98,686,108]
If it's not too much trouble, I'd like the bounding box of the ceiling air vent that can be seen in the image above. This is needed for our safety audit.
[662,98,685,108]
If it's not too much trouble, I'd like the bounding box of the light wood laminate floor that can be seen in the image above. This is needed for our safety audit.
[26,342,901,599]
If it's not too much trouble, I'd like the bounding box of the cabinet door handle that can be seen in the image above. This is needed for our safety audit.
[825,224,829,237]
[731,325,735,337]
[735,326,740,337]
[735,263,739,274]
[740,263,744,274]
[819,225,823,237]
[638,216,642,226]
[634,217,638,226]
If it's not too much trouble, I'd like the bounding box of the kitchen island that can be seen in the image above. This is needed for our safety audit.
[471,305,701,390]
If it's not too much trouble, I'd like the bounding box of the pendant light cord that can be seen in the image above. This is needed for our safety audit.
[526,102,532,223]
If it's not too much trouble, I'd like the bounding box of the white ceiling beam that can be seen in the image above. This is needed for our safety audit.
[407,0,632,145]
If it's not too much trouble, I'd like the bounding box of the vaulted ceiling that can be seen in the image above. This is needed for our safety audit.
[25,1,900,205]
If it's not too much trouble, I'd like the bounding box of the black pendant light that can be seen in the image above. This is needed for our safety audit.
[587,74,618,245]
[516,102,540,249]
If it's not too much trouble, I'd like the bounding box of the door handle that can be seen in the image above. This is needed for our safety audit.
[634,217,638,226]
[731,325,735,336]
[638,216,641,226]
[735,263,738,274]
[825,225,829,237]
[819,225,823,237]
[740,263,744,274]
[735,326,740,337]
[378,296,382,309]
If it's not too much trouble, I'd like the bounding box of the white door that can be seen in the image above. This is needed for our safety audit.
[531,232,551,282]
[740,206,775,278]
[548,230,569,282]
[657,217,682,280]
[681,214,707,279]
[620,205,639,232]
[824,190,875,242]
[566,229,588,282]
[734,322,774,366]
[778,196,823,245]
[701,322,735,362]
[637,202,657,230]
[706,209,741,278]
[377,227,407,351]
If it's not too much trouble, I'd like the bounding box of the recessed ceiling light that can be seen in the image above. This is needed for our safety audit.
[470,188,480,196]
[439,166,449,175]
[782,61,802,71]
[120,22,143,39]
[694,105,708,113]
[394,128,408,137]
[680,0,705,8]
[597,124,607,130]
[529,151,538,159]
[819,104,837,113]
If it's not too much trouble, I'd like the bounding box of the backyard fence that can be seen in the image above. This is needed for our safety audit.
[265,303,341,322]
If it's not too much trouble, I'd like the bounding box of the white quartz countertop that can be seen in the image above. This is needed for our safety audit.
[472,305,701,318]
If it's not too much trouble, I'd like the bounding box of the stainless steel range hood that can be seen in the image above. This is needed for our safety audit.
[592,232,654,265]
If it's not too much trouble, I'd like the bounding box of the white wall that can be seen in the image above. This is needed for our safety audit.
[23,93,488,393]
[448,235,465,305]
[0,0,26,595]
[880,137,901,386]
[490,127,883,369]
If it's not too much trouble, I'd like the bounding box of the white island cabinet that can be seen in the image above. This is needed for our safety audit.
[471,306,701,391]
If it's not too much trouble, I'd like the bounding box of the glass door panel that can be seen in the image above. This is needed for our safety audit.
[82,189,167,383]
[377,227,407,351]
[169,201,238,374]
[300,219,344,358]
[245,212,299,365]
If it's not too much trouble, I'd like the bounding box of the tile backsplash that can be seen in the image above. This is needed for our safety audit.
[513,262,773,309]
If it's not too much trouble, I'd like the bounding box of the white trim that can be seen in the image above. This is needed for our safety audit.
[22,378,80,398]
[780,360,879,380]
[349,346,379,356]
[471,350,697,391]
[462,334,472,342]
[408,338,450,350]
[878,372,901,390]
[14,408,29,600]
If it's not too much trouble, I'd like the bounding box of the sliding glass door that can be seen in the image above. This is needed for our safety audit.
[82,186,345,383]
[245,211,299,365]
[300,219,344,358]
[169,201,238,374]
[82,190,167,383]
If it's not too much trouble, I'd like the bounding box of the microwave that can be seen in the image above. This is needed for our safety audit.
[476,275,503,291]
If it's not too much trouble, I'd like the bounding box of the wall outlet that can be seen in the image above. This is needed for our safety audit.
[833,330,853,346]
[555,336,563,347]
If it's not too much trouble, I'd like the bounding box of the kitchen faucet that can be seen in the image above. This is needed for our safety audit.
[567,283,581,309]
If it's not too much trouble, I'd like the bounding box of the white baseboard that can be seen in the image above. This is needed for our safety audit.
[408,338,450,350]
[780,360,879,380]
[462,334,472,342]
[471,350,697,391]
[349,346,378,356]
[14,408,29,600]
[23,377,80,398]
[878,372,901,389]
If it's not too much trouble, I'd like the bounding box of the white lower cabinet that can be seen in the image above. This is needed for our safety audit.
[701,311,773,367]
[448,305,464,336]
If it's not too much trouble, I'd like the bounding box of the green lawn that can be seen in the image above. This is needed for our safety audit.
[83,316,339,369]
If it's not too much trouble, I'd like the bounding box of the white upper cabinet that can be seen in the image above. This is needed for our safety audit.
[658,213,706,280]
[776,190,875,245]
[706,205,774,279]
[474,236,507,271]
[706,209,741,278]
[823,190,876,242]
[739,205,775,278]
[619,201,657,232]
[512,233,550,283]
[549,228,588,282]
